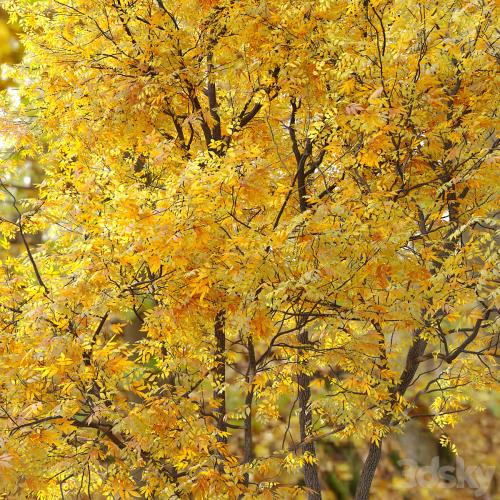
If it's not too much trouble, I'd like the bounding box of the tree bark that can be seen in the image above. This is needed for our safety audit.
[354,441,382,500]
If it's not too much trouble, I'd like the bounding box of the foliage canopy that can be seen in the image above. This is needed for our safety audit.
[0,0,498,498]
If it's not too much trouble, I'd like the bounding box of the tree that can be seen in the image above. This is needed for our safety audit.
[0,0,498,498]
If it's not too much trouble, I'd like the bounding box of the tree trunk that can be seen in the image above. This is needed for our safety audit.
[213,310,227,471]
[298,329,322,500]
[354,442,382,500]
[353,335,427,499]
[243,337,255,486]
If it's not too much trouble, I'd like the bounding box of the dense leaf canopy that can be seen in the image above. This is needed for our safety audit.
[0,1,498,498]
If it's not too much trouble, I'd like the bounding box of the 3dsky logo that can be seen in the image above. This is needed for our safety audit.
[398,457,496,497]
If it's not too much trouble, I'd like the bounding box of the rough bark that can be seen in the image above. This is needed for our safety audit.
[354,441,382,500]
